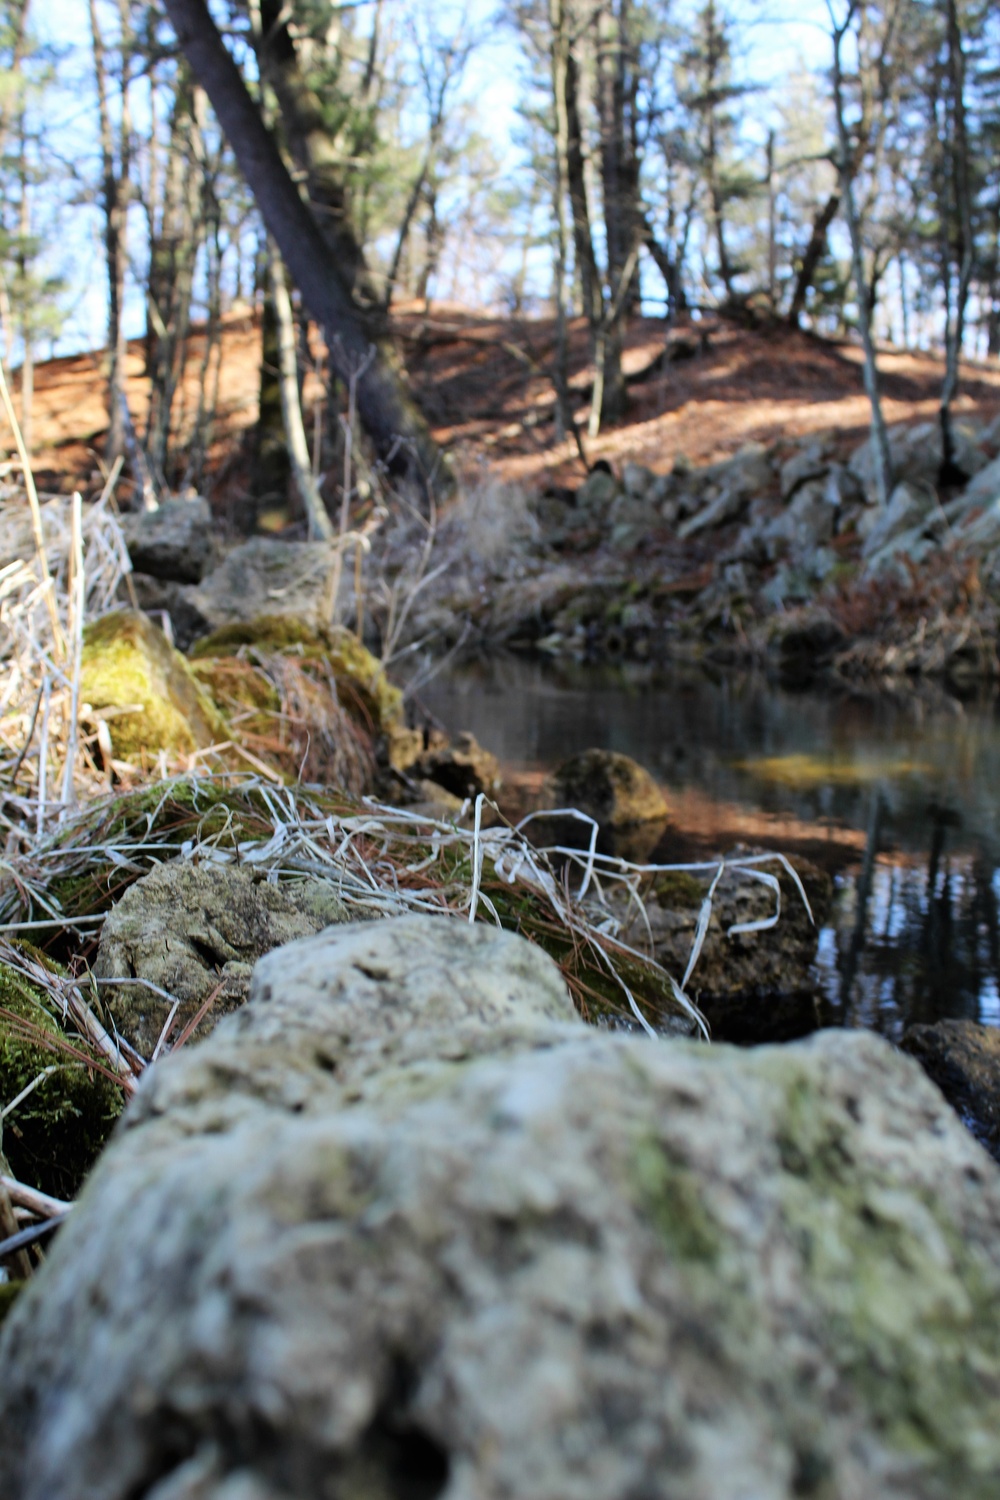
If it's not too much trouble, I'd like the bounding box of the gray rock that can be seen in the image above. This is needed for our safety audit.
[861,480,940,561]
[824,462,865,511]
[607,492,662,547]
[678,445,775,538]
[901,1019,1000,1162]
[760,550,837,607]
[3,917,1000,1500]
[850,420,987,499]
[182,538,340,639]
[704,442,775,499]
[575,469,619,515]
[863,525,936,579]
[952,498,1000,554]
[622,461,656,499]
[779,442,829,501]
[764,477,837,556]
[955,453,1000,510]
[94,861,349,1057]
[119,497,215,585]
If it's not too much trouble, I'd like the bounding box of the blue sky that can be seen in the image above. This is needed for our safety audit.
[31,0,834,356]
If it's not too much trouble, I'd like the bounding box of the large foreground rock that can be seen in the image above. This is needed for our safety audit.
[3,917,1000,1500]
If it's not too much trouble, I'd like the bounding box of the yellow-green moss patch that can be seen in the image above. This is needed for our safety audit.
[81,611,227,761]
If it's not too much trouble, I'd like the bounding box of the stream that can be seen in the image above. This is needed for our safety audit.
[421,656,1000,1041]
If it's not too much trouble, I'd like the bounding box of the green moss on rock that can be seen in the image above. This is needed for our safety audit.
[774,1061,1000,1479]
[0,962,124,1198]
[190,616,402,730]
[81,610,227,761]
[0,1281,23,1327]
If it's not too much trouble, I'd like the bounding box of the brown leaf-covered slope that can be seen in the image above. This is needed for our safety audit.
[11,301,1000,502]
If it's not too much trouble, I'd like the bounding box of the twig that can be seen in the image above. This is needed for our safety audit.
[0,1214,64,1264]
[0,1175,73,1218]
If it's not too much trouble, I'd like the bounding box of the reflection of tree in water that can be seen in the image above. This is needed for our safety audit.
[831,798,1000,1036]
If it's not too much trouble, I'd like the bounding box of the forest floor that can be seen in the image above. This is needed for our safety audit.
[17,301,1000,507]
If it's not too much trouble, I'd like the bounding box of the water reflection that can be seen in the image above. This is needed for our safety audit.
[419,656,1000,1036]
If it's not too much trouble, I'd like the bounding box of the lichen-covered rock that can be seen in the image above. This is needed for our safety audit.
[119,497,215,584]
[547,747,668,827]
[94,862,350,1057]
[80,610,226,761]
[901,1019,1000,1162]
[3,917,1000,1499]
[0,961,123,1198]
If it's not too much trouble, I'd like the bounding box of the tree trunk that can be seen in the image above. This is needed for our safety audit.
[253,257,290,521]
[146,77,204,484]
[89,0,129,466]
[831,11,893,506]
[785,190,839,325]
[16,116,32,456]
[939,0,974,486]
[563,41,601,331]
[269,244,334,540]
[549,0,572,444]
[162,0,444,504]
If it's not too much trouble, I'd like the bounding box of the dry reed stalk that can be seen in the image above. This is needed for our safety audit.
[0,355,64,658]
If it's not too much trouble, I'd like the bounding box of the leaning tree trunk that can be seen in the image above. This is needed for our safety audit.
[787,191,841,328]
[161,0,444,504]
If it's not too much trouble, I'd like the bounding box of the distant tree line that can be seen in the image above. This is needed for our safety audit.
[1,0,998,518]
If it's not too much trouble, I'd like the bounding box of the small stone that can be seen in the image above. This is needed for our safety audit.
[622,462,656,499]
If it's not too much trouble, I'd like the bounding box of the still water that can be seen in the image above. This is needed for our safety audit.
[421,656,1000,1039]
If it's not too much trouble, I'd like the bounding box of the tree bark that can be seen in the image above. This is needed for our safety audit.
[161,0,444,503]
[89,0,130,466]
[830,6,893,506]
[549,0,573,442]
[269,245,334,539]
[939,0,974,485]
[787,190,841,327]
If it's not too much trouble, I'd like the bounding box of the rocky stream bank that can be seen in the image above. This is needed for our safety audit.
[5,467,1000,1497]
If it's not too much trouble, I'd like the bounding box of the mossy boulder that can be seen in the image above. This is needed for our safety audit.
[80,610,227,762]
[190,615,402,730]
[0,961,124,1199]
[546,747,669,828]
